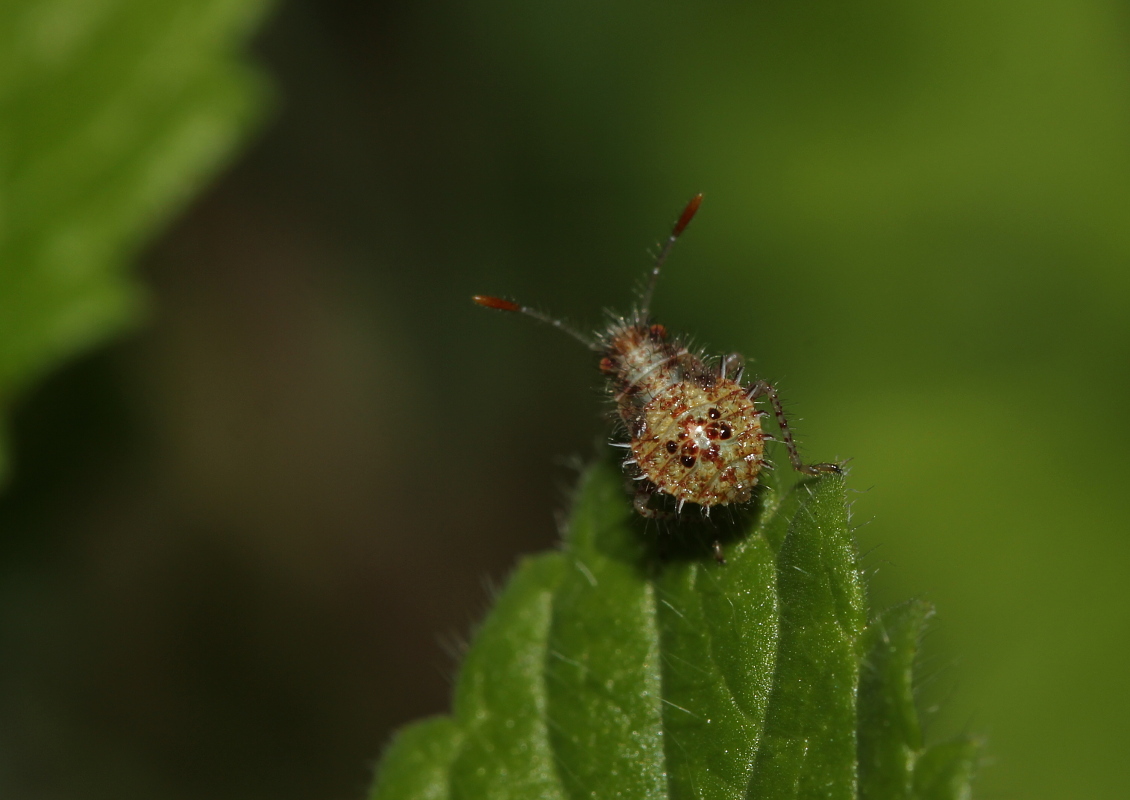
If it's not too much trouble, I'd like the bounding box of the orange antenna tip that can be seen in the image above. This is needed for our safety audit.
[473,295,521,312]
[672,193,704,237]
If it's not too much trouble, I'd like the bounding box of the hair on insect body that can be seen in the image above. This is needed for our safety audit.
[473,194,842,524]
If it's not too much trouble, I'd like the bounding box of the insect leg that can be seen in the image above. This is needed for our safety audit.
[720,352,746,381]
[633,486,674,519]
[746,380,843,476]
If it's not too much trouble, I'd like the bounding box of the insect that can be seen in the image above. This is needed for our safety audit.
[473,194,841,521]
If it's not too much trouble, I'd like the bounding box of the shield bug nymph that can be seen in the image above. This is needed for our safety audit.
[473,194,842,520]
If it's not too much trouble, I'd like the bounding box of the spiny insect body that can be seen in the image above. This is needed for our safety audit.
[474,194,841,519]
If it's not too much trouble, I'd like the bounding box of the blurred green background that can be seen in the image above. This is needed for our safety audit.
[2,0,1129,798]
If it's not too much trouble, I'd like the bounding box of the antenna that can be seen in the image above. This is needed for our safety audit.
[472,295,599,350]
[639,193,703,319]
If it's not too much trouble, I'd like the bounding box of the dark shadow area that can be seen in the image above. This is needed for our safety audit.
[631,483,769,566]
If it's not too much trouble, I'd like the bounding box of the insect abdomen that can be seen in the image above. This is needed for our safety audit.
[629,377,765,507]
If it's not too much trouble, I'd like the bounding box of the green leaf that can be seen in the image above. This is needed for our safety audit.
[372,718,464,800]
[858,600,930,799]
[370,453,979,799]
[748,461,866,799]
[911,740,979,800]
[0,0,274,480]
[859,600,981,800]
[451,553,567,799]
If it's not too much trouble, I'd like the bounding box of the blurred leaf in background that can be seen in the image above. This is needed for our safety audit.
[0,0,273,480]
[0,0,279,797]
